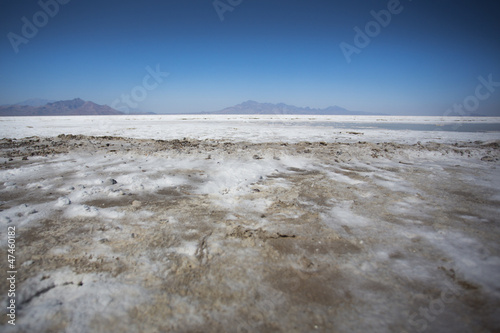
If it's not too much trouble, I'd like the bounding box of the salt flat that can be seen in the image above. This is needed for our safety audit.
[1,115,500,144]
[0,117,499,332]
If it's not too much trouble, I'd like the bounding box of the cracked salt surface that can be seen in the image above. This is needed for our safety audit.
[0,117,499,332]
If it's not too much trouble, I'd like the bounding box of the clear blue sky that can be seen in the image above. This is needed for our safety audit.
[1,0,499,115]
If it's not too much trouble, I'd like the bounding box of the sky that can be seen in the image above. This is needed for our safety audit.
[0,0,499,115]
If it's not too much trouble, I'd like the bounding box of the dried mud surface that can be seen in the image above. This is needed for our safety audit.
[1,135,500,333]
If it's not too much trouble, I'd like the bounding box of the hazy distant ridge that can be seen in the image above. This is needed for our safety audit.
[0,99,386,116]
[0,98,123,116]
[207,100,385,115]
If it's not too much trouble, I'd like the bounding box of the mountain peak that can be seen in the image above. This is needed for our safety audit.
[46,98,86,109]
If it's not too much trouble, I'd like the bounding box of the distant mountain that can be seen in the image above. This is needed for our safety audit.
[207,100,385,115]
[0,98,124,116]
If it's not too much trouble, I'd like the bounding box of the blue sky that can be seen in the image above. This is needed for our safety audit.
[0,0,499,115]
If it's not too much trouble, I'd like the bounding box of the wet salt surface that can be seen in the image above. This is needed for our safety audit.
[272,121,500,132]
[0,129,499,332]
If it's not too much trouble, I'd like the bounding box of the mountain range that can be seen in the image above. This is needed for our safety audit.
[0,98,124,116]
[0,98,381,116]
[206,100,384,115]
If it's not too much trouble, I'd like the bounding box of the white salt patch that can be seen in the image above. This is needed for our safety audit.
[372,176,417,193]
[99,208,125,220]
[459,215,489,223]
[0,203,48,233]
[49,246,71,255]
[241,198,272,212]
[8,269,146,333]
[323,201,372,230]
[325,169,365,185]
[55,196,71,207]
[174,241,199,257]
[198,160,267,195]
[21,260,33,267]
[135,210,155,219]
[65,204,100,218]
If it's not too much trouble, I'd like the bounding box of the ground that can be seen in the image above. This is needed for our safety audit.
[0,135,499,332]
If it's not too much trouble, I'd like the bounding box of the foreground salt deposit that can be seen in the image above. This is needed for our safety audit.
[0,132,500,332]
